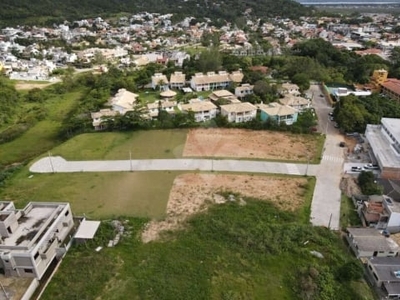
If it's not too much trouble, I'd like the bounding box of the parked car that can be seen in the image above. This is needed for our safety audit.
[329,116,334,121]
[334,123,339,128]
[328,112,334,116]
[351,166,364,172]
[364,163,379,170]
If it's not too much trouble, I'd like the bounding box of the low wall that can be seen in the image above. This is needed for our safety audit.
[21,278,39,300]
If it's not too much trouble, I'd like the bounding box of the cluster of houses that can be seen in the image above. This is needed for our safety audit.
[2,11,400,81]
[90,72,311,130]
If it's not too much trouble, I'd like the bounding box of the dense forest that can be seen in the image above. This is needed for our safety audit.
[0,0,312,27]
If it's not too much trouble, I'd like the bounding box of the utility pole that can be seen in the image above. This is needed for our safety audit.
[305,153,310,176]
[48,151,55,173]
[129,150,133,172]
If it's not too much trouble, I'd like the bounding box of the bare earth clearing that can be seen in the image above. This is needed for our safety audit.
[142,173,308,243]
[183,128,318,161]
[14,81,58,90]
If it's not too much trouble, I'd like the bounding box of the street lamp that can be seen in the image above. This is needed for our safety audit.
[129,150,133,172]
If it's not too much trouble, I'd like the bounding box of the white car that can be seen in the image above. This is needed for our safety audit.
[364,163,379,170]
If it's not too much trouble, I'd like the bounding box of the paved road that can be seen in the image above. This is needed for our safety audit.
[309,84,345,230]
[30,156,318,176]
[29,85,346,230]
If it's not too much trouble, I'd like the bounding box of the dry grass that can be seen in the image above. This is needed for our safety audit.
[183,128,319,161]
[142,173,308,243]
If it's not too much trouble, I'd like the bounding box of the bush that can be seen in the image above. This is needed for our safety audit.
[358,171,382,195]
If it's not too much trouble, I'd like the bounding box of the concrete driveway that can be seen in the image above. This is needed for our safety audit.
[309,84,345,230]
[30,156,318,176]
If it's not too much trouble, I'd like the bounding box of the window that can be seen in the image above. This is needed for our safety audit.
[373,272,378,281]
[65,210,70,217]
[34,252,39,260]
[24,269,33,273]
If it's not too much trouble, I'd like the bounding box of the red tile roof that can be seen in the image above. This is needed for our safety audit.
[382,78,400,95]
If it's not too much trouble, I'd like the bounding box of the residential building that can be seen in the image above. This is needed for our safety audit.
[169,71,185,89]
[220,102,257,123]
[235,84,254,99]
[258,103,298,125]
[91,109,118,130]
[279,95,310,112]
[209,89,241,104]
[110,88,138,114]
[366,257,400,299]
[381,78,400,102]
[0,201,74,279]
[147,100,177,118]
[366,118,400,179]
[190,70,243,92]
[179,100,218,122]
[279,83,300,95]
[151,73,169,90]
[346,227,399,258]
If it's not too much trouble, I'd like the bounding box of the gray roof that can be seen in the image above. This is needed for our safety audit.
[369,257,400,282]
[384,282,400,295]
[347,228,400,252]
[382,118,400,142]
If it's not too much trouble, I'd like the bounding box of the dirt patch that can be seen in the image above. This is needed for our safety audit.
[14,81,58,90]
[141,173,308,243]
[183,128,319,161]
[340,175,361,197]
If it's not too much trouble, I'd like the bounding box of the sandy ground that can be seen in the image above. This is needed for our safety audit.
[183,128,318,161]
[340,175,362,197]
[141,173,308,243]
[14,81,58,90]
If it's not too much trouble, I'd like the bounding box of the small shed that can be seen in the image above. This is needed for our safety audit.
[74,219,101,243]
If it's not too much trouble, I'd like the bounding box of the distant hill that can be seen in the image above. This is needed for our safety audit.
[0,0,311,27]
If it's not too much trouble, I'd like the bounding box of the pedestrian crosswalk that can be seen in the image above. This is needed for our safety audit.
[322,155,343,163]
[286,163,301,175]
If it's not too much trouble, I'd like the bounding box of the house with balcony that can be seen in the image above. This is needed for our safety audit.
[179,100,218,122]
[279,83,300,95]
[190,70,243,92]
[365,118,400,180]
[146,100,177,118]
[220,102,257,123]
[151,73,169,90]
[279,95,310,112]
[0,201,74,279]
[235,84,254,99]
[110,88,138,114]
[91,109,118,130]
[258,102,298,125]
[209,90,241,104]
[169,71,186,89]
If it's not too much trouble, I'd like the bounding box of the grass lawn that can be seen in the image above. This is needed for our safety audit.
[138,89,161,104]
[49,129,188,160]
[340,194,362,230]
[41,197,372,300]
[1,167,182,219]
[0,91,82,165]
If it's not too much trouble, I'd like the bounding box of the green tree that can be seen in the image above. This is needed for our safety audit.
[197,48,222,73]
[291,73,310,92]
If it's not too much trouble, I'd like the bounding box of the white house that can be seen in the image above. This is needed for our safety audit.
[151,73,169,90]
[279,95,311,112]
[0,201,74,279]
[147,100,177,118]
[179,100,218,122]
[235,84,254,99]
[220,102,257,123]
[91,109,118,130]
[169,71,186,89]
[110,88,138,114]
[190,70,244,92]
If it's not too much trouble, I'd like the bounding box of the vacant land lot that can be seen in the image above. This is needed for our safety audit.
[42,201,373,300]
[0,91,82,165]
[50,129,187,160]
[1,168,181,219]
[14,80,57,90]
[183,128,323,162]
[142,173,312,243]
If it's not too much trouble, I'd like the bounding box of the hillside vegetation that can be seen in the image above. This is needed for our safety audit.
[0,0,311,27]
